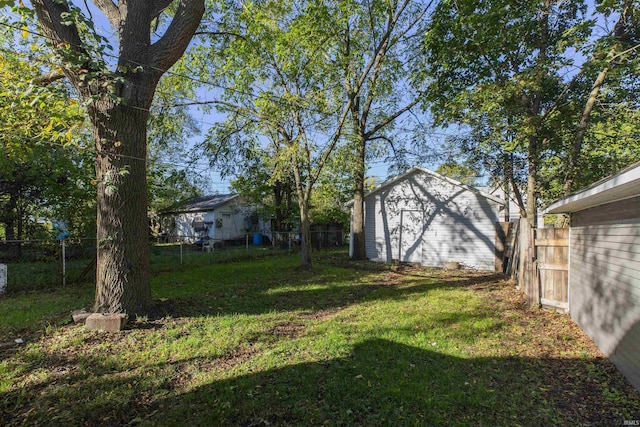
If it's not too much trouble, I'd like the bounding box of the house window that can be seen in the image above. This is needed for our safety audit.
[216,218,223,228]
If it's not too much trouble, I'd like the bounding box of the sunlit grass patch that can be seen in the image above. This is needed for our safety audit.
[1,250,639,426]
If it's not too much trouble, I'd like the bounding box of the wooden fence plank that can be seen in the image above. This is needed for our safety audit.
[534,239,568,246]
[534,227,569,312]
[538,263,568,271]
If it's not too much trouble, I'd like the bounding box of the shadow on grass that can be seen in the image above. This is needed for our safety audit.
[151,256,503,320]
[2,338,636,426]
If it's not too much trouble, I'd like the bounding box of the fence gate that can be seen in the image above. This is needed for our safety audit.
[504,221,569,311]
[535,228,569,312]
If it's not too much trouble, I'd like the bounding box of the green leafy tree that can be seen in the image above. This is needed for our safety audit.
[336,0,433,260]
[0,45,93,256]
[229,149,298,236]
[147,75,205,217]
[201,0,354,269]
[435,161,479,186]
[309,149,352,230]
[559,0,640,196]
[421,0,593,225]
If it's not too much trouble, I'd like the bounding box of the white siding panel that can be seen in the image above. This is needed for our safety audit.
[366,194,395,262]
[174,213,199,241]
[610,323,640,391]
[574,224,640,239]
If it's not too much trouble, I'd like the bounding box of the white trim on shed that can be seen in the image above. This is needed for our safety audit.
[545,161,640,215]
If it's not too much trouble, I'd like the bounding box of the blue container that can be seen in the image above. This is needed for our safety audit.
[253,232,263,246]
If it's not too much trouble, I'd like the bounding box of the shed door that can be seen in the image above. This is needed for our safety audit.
[400,210,424,263]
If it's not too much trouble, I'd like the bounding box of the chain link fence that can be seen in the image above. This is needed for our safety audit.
[0,230,347,295]
[0,238,96,293]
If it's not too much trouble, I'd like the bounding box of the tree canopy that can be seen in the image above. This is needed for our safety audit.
[0,39,94,247]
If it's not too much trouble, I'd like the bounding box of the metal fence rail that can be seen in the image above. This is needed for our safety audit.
[0,230,347,294]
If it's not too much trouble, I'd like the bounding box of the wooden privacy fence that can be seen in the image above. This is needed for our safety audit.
[500,220,569,312]
[536,227,569,311]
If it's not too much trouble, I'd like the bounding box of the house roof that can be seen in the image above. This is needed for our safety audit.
[345,166,506,207]
[160,193,239,214]
[545,161,640,214]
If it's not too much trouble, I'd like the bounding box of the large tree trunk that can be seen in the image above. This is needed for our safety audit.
[91,89,154,315]
[274,181,284,233]
[350,133,366,260]
[290,148,313,269]
[31,0,204,317]
[298,197,313,270]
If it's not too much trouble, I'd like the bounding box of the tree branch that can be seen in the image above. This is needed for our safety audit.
[32,69,67,85]
[151,0,175,19]
[90,0,119,27]
[364,97,419,139]
[310,96,354,187]
[355,0,411,92]
[148,0,205,73]
[194,31,246,40]
[31,0,90,88]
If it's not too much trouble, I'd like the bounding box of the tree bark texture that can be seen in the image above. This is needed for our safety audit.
[292,165,313,269]
[298,197,313,270]
[288,141,313,269]
[91,93,153,314]
[32,0,205,316]
[350,133,366,260]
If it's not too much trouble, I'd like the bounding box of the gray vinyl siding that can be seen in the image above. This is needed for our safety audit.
[569,199,640,391]
[363,170,500,270]
[365,196,389,262]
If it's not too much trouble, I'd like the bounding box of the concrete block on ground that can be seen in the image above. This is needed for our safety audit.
[72,310,91,324]
[85,313,128,332]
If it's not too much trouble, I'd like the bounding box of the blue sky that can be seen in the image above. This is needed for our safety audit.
[29,0,615,195]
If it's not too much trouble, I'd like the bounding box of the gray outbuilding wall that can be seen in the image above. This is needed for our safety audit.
[569,197,640,391]
[359,168,503,270]
[545,162,640,391]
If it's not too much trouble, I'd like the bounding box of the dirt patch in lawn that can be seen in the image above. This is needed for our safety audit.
[269,322,306,338]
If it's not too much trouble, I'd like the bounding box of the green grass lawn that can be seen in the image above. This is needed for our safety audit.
[2,243,288,293]
[1,250,639,426]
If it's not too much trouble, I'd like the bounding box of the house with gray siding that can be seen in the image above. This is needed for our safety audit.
[545,161,640,391]
[349,167,505,270]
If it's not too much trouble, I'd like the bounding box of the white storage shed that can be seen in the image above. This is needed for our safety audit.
[349,167,506,270]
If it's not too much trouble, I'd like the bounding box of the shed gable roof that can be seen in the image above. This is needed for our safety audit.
[545,161,640,214]
[161,193,239,214]
[346,166,505,206]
